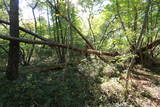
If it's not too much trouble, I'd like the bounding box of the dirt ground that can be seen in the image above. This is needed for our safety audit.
[101,65,160,107]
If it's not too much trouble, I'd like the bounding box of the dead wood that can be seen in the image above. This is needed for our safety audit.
[22,63,65,72]
[0,19,114,62]
[0,34,120,57]
[140,39,160,52]
[0,19,48,41]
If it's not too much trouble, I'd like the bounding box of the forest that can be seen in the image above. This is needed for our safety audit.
[0,0,160,106]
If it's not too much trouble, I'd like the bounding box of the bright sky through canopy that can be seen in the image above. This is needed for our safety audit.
[19,0,79,21]
[19,0,110,31]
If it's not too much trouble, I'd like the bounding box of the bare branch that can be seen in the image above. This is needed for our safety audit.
[3,0,10,14]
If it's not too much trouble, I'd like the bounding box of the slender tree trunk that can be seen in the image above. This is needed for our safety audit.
[115,0,131,46]
[125,0,151,100]
[6,0,20,80]
[27,3,38,64]
[47,0,109,63]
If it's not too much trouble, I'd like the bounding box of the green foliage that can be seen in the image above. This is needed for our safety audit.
[0,68,106,106]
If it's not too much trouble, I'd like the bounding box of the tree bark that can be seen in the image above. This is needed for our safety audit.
[0,34,120,57]
[6,0,20,80]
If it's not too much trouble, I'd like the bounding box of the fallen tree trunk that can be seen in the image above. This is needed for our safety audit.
[21,63,65,72]
[134,39,160,65]
[1,19,159,53]
[0,34,120,56]
[0,19,111,62]
[0,19,48,41]
[140,39,160,52]
[0,63,65,72]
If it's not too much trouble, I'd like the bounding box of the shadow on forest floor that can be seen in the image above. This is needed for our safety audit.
[0,62,160,107]
[130,65,160,106]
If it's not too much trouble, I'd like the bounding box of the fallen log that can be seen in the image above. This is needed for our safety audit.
[0,34,120,56]
[0,19,113,62]
[1,19,159,54]
[140,39,160,51]
[0,69,6,72]
[0,63,65,72]
[21,63,65,72]
[0,19,48,41]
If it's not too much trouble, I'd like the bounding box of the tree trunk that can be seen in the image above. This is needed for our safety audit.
[0,34,120,57]
[6,0,20,80]
[27,2,38,64]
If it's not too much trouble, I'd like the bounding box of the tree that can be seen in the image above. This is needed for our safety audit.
[26,1,38,65]
[6,0,20,80]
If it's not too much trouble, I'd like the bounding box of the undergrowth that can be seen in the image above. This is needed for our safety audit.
[0,66,106,107]
[0,59,159,107]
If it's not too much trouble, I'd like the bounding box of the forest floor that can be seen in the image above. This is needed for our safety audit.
[131,65,160,107]
[101,64,160,107]
[0,59,160,107]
